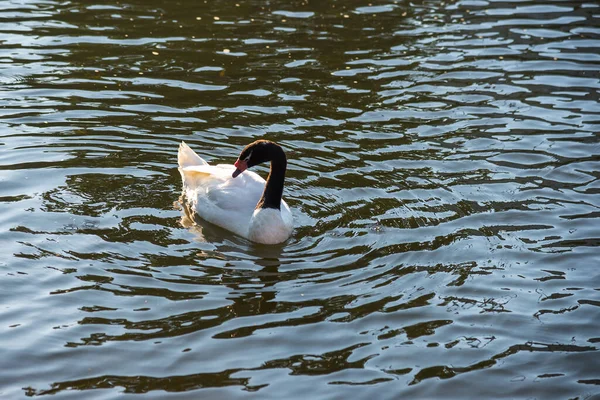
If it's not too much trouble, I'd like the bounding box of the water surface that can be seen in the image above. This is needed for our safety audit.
[1,0,599,398]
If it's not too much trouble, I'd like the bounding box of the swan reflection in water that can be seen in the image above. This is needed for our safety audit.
[177,195,288,323]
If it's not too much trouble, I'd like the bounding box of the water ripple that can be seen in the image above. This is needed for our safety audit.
[1,0,599,399]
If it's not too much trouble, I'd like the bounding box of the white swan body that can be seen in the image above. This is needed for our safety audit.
[178,142,293,244]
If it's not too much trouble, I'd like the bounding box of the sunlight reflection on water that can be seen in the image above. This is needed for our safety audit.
[1,0,599,398]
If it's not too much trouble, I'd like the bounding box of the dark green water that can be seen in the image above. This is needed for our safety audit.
[1,0,599,398]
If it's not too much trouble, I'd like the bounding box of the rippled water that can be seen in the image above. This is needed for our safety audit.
[1,0,599,398]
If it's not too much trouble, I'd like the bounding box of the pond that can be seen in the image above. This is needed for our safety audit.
[1,0,599,398]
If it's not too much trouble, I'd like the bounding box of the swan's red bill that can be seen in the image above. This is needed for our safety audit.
[232,159,247,178]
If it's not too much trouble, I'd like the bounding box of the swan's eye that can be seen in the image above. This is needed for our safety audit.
[243,150,253,162]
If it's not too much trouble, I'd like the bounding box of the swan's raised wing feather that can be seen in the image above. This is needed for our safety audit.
[178,141,208,168]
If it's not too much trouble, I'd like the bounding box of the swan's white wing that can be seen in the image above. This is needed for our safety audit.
[205,167,265,212]
[180,164,268,238]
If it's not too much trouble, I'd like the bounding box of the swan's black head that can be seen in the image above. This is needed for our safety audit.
[232,140,285,178]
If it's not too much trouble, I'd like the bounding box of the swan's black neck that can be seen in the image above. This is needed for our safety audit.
[256,146,287,210]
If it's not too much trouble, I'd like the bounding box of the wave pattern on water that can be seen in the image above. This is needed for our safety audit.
[1,0,599,399]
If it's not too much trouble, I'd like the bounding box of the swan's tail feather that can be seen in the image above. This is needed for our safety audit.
[178,141,208,168]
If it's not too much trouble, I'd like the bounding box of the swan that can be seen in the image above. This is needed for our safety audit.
[177,140,293,244]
